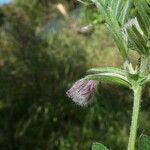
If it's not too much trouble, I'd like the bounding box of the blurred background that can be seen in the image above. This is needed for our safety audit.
[0,0,149,150]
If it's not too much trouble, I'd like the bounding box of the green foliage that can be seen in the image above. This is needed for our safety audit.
[0,7,131,149]
[87,67,127,75]
[91,0,132,59]
[85,67,131,88]
[86,1,150,150]
[0,4,88,149]
[92,143,109,150]
[0,1,150,150]
[120,0,150,56]
[126,26,148,55]
[139,135,150,150]
[134,0,150,37]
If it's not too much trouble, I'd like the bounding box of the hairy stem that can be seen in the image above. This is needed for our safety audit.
[127,85,142,150]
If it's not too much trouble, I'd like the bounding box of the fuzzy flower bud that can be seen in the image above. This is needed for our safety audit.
[66,79,98,106]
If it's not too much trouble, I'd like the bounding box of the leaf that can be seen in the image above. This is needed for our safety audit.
[92,143,109,150]
[121,0,132,24]
[91,0,129,59]
[122,14,149,55]
[134,0,150,37]
[127,26,148,54]
[139,135,150,150]
[84,71,131,88]
[87,67,127,76]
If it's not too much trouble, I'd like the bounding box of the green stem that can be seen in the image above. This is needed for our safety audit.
[127,85,142,150]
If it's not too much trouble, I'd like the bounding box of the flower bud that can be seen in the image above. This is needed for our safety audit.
[66,79,98,106]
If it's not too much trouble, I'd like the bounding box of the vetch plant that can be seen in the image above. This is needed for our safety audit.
[67,0,150,150]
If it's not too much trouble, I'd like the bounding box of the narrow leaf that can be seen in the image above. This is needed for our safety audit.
[84,72,131,88]
[115,0,122,16]
[122,0,132,24]
[135,0,150,36]
[91,0,128,59]
[87,67,127,76]
[127,27,147,54]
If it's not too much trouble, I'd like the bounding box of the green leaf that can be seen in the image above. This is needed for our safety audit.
[85,70,131,88]
[92,143,109,150]
[87,67,127,76]
[127,26,148,54]
[121,0,132,24]
[91,0,129,59]
[134,0,150,37]
[139,135,150,150]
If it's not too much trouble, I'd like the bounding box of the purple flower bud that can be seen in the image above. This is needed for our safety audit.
[66,79,98,106]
